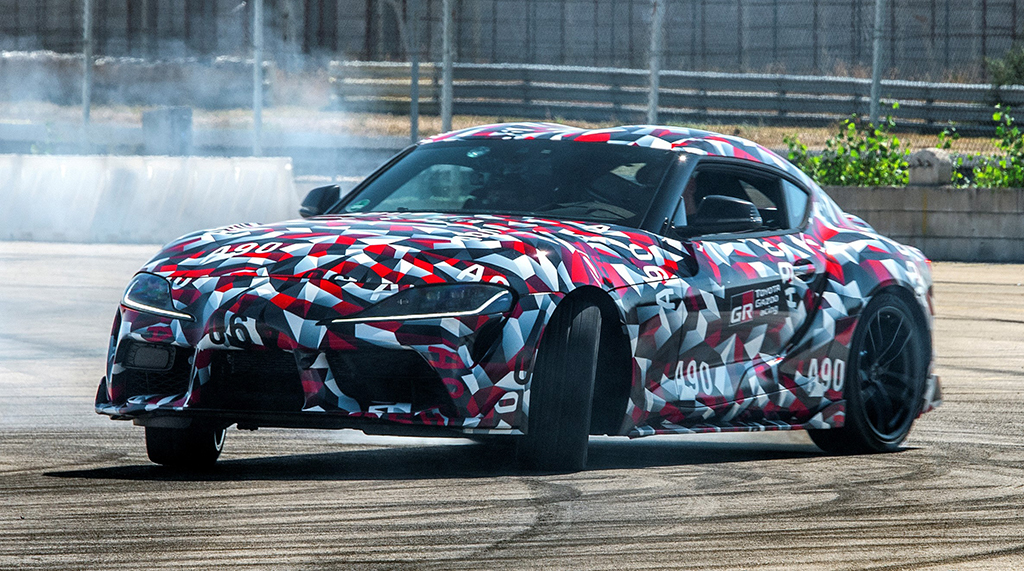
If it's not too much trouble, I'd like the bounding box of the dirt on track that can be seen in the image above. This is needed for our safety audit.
[1,242,1022,570]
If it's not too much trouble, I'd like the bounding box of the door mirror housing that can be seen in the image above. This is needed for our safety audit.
[681,194,763,236]
[299,185,341,218]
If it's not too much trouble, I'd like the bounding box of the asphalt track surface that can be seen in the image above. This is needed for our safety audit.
[1,241,1023,570]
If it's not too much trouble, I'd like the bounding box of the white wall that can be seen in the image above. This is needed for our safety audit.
[0,155,300,244]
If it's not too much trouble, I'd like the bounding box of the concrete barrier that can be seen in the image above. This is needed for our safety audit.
[826,185,1024,263]
[0,155,299,244]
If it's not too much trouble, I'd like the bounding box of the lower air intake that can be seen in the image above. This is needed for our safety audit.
[325,344,456,416]
[203,350,305,412]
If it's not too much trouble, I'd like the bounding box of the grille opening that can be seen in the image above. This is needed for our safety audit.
[202,350,305,412]
[325,344,456,416]
[121,344,193,398]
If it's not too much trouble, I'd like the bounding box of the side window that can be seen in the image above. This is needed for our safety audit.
[782,180,809,228]
[673,168,787,232]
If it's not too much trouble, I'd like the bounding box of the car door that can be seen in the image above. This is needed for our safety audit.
[660,161,824,423]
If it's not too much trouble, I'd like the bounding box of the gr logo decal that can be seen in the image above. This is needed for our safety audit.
[731,302,753,325]
[729,283,782,324]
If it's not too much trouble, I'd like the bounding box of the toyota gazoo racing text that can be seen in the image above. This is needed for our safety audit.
[97,123,941,470]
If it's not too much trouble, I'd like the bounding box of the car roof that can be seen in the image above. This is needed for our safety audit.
[423,122,812,186]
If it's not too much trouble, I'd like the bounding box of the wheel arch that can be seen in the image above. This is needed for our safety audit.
[867,283,933,368]
[832,281,933,407]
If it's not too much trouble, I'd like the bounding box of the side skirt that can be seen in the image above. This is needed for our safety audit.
[628,400,845,438]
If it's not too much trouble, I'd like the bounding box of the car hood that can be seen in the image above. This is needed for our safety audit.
[142,213,688,294]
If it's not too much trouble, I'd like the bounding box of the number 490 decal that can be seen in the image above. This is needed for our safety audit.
[673,359,716,395]
[808,358,846,392]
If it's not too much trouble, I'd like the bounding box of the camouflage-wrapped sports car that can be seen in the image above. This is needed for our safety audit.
[97,123,941,471]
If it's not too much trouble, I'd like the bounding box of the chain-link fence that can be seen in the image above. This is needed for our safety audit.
[7,0,1016,79]
[406,0,1019,81]
[1,0,1021,161]
[358,0,1024,154]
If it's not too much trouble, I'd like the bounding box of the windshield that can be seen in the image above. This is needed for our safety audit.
[333,139,676,227]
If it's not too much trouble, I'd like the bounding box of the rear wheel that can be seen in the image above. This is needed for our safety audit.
[145,425,226,468]
[517,300,601,472]
[809,292,926,454]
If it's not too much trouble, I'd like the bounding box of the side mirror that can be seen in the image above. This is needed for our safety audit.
[685,195,762,235]
[299,185,341,218]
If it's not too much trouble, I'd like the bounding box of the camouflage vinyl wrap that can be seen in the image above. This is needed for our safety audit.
[97,123,940,437]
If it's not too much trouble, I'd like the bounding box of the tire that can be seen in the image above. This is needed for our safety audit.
[145,425,226,468]
[809,292,926,454]
[517,300,601,472]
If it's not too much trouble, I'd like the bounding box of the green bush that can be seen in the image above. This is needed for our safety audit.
[935,124,967,186]
[785,111,910,186]
[970,106,1024,187]
[987,43,1024,88]
[784,104,1024,188]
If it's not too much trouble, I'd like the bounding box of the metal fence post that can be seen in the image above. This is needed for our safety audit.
[410,0,420,144]
[737,0,744,71]
[870,0,885,125]
[647,0,665,124]
[82,0,93,127]
[253,0,264,157]
[441,0,453,133]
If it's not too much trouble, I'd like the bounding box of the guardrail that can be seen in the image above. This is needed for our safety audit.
[330,61,1024,131]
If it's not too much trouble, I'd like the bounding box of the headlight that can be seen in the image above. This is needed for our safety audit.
[332,284,514,323]
[121,273,194,321]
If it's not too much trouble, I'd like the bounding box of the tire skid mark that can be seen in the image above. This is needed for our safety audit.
[936,363,1024,378]
[463,479,581,565]
[869,543,1024,571]
[382,478,580,571]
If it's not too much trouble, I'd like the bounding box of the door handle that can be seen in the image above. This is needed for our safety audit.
[792,259,816,281]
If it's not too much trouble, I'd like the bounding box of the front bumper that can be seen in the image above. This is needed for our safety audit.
[97,291,562,434]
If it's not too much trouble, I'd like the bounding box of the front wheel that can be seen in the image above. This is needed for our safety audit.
[146,425,227,468]
[517,300,601,472]
[809,292,927,454]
